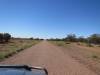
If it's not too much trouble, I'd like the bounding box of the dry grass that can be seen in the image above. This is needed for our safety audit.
[50,41,69,46]
[0,39,40,60]
[50,41,100,74]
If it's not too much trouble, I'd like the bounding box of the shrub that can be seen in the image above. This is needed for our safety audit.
[88,34,100,44]
[0,33,3,43]
[87,44,93,47]
[66,42,70,44]
[77,36,87,42]
[57,43,63,46]
[0,33,11,43]
[0,52,6,60]
[3,33,11,42]
[77,42,81,45]
[98,45,100,47]
[29,37,34,40]
[92,55,98,59]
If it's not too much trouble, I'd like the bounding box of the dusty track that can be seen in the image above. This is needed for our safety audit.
[0,41,97,75]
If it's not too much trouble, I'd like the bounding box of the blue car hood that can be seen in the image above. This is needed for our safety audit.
[0,65,46,75]
[0,68,33,75]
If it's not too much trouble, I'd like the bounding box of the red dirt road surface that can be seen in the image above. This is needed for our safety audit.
[0,41,97,75]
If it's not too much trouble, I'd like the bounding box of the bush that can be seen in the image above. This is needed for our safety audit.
[17,48,24,52]
[77,36,87,43]
[98,45,100,47]
[0,52,6,60]
[66,42,70,44]
[29,37,34,40]
[57,43,63,46]
[87,44,93,47]
[0,33,11,43]
[0,33,3,43]
[88,34,100,44]
[3,33,11,42]
[77,42,81,45]
[92,55,98,59]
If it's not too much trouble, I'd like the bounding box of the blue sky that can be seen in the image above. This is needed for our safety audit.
[0,0,100,38]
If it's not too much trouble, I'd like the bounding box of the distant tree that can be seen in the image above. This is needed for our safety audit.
[65,34,77,42]
[40,39,44,40]
[35,38,40,40]
[0,33,3,43]
[54,38,62,41]
[47,38,62,41]
[29,37,34,40]
[89,34,100,44]
[47,38,54,41]
[3,33,11,42]
[78,36,87,42]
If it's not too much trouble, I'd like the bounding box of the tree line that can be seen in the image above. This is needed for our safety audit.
[0,33,11,43]
[0,32,44,44]
[48,33,100,44]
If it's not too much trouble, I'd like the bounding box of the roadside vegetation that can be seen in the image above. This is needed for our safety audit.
[48,33,100,74]
[0,33,42,61]
[48,33,100,47]
[48,33,100,59]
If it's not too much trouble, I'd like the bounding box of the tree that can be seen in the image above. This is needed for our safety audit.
[65,34,77,42]
[78,36,87,42]
[3,33,11,42]
[0,33,3,43]
[29,37,34,40]
[89,34,100,44]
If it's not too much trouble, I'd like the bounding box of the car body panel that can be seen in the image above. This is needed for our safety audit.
[0,65,47,75]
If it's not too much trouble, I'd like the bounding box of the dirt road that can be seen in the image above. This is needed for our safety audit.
[0,41,97,75]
